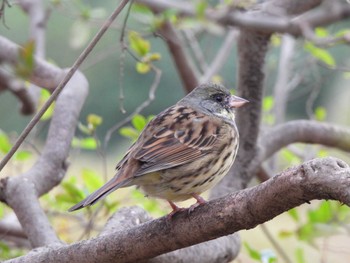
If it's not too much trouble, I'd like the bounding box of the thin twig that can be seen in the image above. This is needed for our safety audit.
[104,65,162,150]
[0,0,130,173]
[260,224,293,263]
[119,0,134,114]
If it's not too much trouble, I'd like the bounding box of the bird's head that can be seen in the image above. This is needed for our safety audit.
[180,82,249,123]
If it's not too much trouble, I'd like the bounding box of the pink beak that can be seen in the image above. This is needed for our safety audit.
[229,95,249,108]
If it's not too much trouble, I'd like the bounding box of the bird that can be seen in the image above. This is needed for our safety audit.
[68,82,248,217]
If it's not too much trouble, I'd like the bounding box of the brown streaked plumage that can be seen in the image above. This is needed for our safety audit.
[68,82,248,217]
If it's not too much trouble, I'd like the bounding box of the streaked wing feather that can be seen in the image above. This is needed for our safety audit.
[131,105,220,177]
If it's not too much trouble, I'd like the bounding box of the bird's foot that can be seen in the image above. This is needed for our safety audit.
[188,194,207,214]
[167,200,186,220]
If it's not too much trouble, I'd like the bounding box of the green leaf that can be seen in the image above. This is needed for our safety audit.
[39,89,55,121]
[314,27,328,38]
[87,114,103,129]
[195,0,208,19]
[263,96,274,112]
[128,31,150,57]
[304,42,335,67]
[288,208,300,222]
[119,127,140,141]
[62,181,84,201]
[70,20,91,49]
[14,150,32,161]
[72,137,97,150]
[314,106,326,121]
[82,168,103,193]
[16,40,35,79]
[308,201,332,223]
[148,52,161,61]
[136,62,150,74]
[244,242,261,261]
[132,114,147,131]
[295,247,305,263]
[0,131,12,154]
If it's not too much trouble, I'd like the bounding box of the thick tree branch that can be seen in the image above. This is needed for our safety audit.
[5,157,350,263]
[0,71,88,247]
[260,120,350,161]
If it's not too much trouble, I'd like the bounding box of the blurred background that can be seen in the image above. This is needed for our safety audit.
[1,0,350,262]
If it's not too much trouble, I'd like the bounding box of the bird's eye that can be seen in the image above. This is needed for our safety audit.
[213,94,224,103]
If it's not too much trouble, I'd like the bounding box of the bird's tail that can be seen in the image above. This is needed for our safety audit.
[68,178,130,212]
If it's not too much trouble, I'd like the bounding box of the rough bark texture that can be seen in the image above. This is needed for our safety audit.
[5,157,350,263]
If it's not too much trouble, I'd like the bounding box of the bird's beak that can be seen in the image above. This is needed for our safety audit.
[229,95,249,108]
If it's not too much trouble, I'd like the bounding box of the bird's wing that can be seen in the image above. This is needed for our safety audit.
[131,105,222,176]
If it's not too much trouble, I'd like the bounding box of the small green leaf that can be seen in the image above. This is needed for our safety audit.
[244,242,261,261]
[128,31,150,57]
[263,96,274,112]
[72,137,97,150]
[195,0,208,19]
[308,201,332,223]
[314,27,328,38]
[314,106,326,121]
[87,114,103,129]
[82,168,103,193]
[0,131,12,154]
[304,42,335,67]
[288,208,300,222]
[119,127,140,141]
[136,62,150,74]
[14,150,32,161]
[148,52,161,61]
[16,40,35,79]
[62,181,84,201]
[39,89,55,121]
[278,230,294,238]
[132,114,147,131]
[271,34,281,47]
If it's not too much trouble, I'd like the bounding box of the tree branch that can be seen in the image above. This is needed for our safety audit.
[260,120,350,161]
[0,69,35,114]
[137,0,350,36]
[158,21,199,93]
[0,71,88,247]
[5,157,350,263]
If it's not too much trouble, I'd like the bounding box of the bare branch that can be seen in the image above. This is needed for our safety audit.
[0,71,88,247]
[5,157,350,263]
[137,0,350,36]
[158,21,199,93]
[0,69,35,114]
[104,65,162,149]
[260,120,350,161]
[0,0,130,173]
[200,29,238,83]
[273,34,296,124]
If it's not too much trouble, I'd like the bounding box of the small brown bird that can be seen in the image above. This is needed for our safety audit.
[69,83,248,217]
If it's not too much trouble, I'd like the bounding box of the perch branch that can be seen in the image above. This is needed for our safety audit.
[5,157,350,263]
